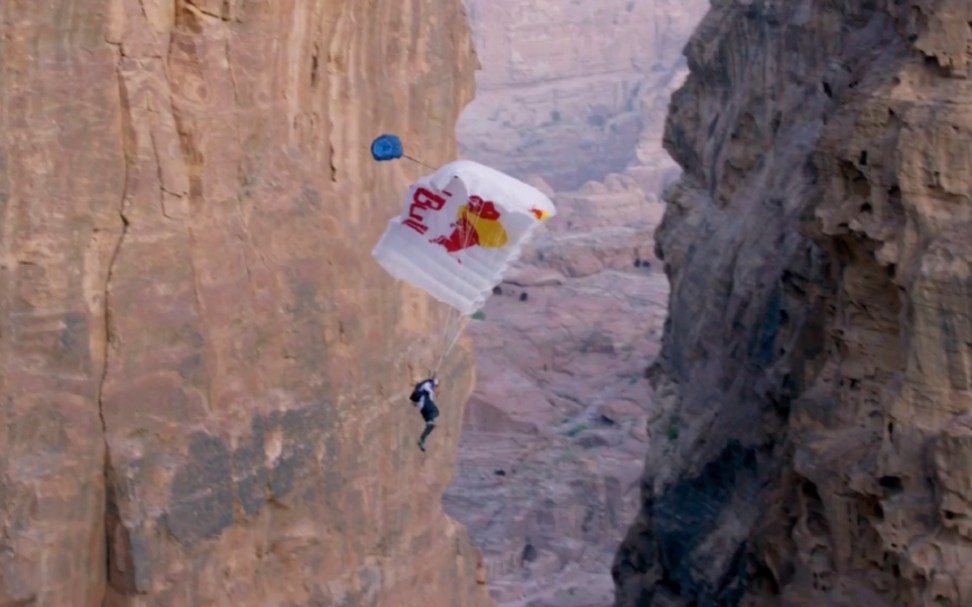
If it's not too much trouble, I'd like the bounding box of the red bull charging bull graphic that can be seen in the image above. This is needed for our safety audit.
[431,195,508,254]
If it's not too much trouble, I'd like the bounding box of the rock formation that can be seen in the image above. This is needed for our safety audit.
[457,0,707,192]
[444,175,669,607]
[613,1,972,606]
[0,2,490,606]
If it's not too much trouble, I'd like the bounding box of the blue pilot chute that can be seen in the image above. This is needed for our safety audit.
[370,134,404,162]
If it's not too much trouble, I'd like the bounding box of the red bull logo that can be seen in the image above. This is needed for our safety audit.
[402,187,447,235]
[431,195,508,254]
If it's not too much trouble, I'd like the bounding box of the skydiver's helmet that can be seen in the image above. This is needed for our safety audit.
[432,377,440,389]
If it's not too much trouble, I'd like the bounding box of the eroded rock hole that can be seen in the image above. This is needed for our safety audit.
[522,543,538,563]
[879,476,903,495]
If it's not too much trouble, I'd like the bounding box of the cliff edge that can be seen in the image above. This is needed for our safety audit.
[0,2,489,606]
[614,0,972,606]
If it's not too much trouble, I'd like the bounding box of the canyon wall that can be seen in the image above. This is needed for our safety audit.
[457,0,706,192]
[0,2,489,606]
[613,0,972,606]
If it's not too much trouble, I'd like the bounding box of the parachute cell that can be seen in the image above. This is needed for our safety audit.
[371,134,404,161]
[371,159,556,316]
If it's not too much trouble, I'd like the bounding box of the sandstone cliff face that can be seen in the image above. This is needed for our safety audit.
[457,0,706,192]
[613,1,972,606]
[0,2,489,606]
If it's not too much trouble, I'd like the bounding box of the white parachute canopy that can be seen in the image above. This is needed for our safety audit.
[372,159,556,315]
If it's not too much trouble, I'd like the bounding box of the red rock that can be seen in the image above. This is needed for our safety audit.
[0,2,489,606]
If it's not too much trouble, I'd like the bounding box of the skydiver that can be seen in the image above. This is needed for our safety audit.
[409,376,440,452]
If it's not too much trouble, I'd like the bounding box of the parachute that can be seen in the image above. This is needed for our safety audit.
[372,159,555,314]
[369,135,556,370]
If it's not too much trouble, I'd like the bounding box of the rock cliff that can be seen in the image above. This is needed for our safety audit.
[0,2,489,606]
[613,1,972,606]
[457,0,706,192]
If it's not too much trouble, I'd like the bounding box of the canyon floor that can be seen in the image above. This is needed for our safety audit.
[443,177,669,606]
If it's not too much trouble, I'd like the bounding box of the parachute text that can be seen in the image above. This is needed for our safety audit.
[403,187,449,235]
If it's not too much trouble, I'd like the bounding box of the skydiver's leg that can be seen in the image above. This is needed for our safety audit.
[418,422,436,452]
[418,402,439,452]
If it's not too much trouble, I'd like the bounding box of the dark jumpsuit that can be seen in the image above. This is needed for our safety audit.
[413,380,439,449]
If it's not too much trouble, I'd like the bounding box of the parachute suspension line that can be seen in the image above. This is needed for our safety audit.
[402,154,437,171]
[430,307,460,375]
[430,199,480,376]
[432,315,468,376]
